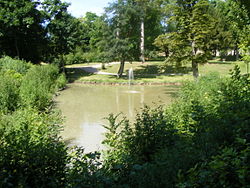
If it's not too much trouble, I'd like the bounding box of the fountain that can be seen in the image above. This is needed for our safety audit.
[128,67,134,86]
[125,67,140,94]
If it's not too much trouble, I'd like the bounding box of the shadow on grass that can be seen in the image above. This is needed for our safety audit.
[66,67,93,83]
[133,64,192,78]
[208,61,235,65]
[163,65,192,74]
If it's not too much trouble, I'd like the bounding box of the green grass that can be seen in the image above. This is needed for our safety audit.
[65,60,247,84]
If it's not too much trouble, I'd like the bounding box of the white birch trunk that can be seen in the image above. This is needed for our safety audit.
[140,18,145,63]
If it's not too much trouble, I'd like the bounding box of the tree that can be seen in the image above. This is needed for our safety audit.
[99,0,164,77]
[100,0,141,78]
[206,1,234,57]
[239,24,250,73]
[218,0,249,60]
[135,0,164,63]
[154,34,171,58]
[0,0,46,62]
[48,12,83,56]
[46,5,84,70]
[236,0,250,16]
[160,0,214,78]
[78,12,107,62]
[80,12,101,50]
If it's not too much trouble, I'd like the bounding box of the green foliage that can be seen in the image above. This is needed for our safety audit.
[48,12,84,58]
[64,52,87,65]
[0,108,67,187]
[82,51,103,62]
[102,107,182,186]
[0,0,46,62]
[177,145,250,188]
[154,34,171,57]
[162,0,215,77]
[159,0,250,76]
[20,64,66,111]
[0,56,32,74]
[0,56,68,187]
[101,66,250,187]
[66,147,111,188]
[0,71,21,113]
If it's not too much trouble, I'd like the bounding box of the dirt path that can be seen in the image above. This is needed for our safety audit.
[71,62,120,76]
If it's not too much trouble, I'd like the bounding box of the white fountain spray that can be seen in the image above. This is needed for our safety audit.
[128,67,134,86]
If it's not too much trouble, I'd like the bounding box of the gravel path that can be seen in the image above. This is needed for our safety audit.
[76,62,120,76]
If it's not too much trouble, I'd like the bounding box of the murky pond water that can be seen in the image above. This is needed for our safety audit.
[56,84,179,152]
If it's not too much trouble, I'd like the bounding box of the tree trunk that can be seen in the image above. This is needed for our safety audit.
[117,59,125,78]
[235,45,239,61]
[191,41,199,79]
[192,60,199,79]
[140,18,145,63]
[164,48,169,58]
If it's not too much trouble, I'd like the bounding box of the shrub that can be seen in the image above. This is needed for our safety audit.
[56,73,67,90]
[173,66,250,187]
[64,52,87,65]
[0,71,22,113]
[177,145,250,188]
[19,64,65,110]
[0,57,69,187]
[66,147,112,188]
[82,51,102,62]
[0,56,32,74]
[0,108,67,187]
[102,107,181,187]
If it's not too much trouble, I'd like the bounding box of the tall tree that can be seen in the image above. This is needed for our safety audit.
[0,0,46,62]
[0,0,78,63]
[159,0,215,78]
[218,0,249,60]
[79,12,106,55]
[99,0,164,77]
[47,11,84,70]
[100,0,141,77]
[135,0,164,63]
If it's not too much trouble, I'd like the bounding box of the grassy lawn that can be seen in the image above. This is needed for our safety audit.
[65,60,247,84]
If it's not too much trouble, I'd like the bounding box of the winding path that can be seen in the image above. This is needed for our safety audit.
[79,62,120,76]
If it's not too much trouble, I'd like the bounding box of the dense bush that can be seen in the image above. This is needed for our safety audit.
[0,71,21,113]
[0,108,67,187]
[20,64,66,111]
[64,52,87,65]
[0,56,32,74]
[82,51,102,62]
[0,57,68,187]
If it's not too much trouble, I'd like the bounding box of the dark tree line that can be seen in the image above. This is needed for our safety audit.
[0,0,83,63]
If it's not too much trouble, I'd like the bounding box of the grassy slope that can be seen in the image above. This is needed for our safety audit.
[65,60,246,84]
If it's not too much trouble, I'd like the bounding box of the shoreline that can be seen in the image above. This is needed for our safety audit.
[68,80,182,86]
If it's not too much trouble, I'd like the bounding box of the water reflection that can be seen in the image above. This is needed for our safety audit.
[56,84,178,152]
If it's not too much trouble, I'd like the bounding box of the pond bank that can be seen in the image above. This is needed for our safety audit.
[70,81,182,86]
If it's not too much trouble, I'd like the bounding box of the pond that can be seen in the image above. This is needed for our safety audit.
[56,84,179,152]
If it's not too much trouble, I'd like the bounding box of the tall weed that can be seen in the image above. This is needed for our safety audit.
[0,71,21,113]
[0,56,32,74]
[20,64,66,110]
